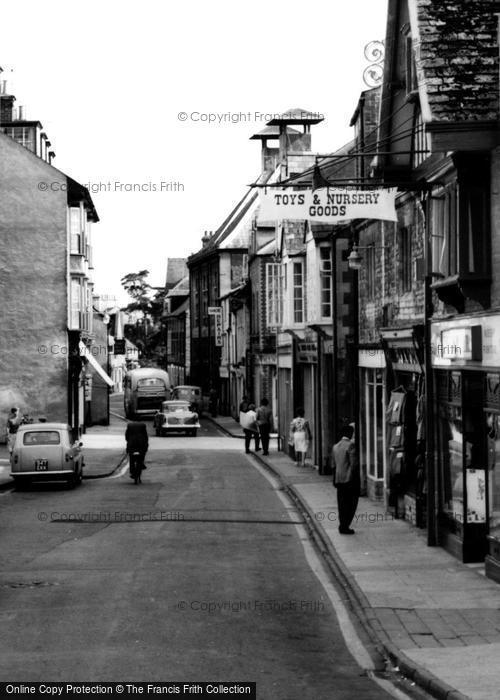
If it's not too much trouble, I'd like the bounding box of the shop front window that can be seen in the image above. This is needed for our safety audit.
[439,403,465,524]
[439,372,487,527]
[363,368,385,481]
[486,412,500,536]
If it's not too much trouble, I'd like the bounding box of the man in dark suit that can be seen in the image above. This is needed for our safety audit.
[332,424,359,534]
[125,422,149,477]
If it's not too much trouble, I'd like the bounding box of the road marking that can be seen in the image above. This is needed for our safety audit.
[249,456,414,700]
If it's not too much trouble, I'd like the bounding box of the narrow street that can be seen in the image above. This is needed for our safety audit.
[0,411,392,700]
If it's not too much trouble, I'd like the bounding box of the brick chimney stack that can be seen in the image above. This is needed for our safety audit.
[255,108,324,180]
[0,78,15,124]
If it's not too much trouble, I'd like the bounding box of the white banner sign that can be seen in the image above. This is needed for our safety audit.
[259,187,398,222]
[214,311,223,347]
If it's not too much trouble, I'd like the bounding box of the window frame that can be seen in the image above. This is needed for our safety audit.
[399,226,412,293]
[292,260,305,324]
[365,244,376,301]
[266,262,284,329]
[319,245,333,319]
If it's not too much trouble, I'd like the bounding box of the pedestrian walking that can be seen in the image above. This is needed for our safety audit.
[256,398,273,456]
[332,424,359,534]
[240,403,260,453]
[6,407,22,455]
[208,387,218,417]
[239,395,249,416]
[289,407,312,467]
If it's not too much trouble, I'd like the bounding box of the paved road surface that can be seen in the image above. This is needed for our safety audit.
[0,409,393,699]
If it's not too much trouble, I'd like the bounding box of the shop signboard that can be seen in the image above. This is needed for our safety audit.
[84,375,92,401]
[431,315,500,367]
[297,341,317,363]
[259,187,398,223]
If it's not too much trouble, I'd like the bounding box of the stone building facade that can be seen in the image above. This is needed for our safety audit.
[0,111,105,436]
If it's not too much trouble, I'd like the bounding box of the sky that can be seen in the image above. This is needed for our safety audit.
[1,0,388,305]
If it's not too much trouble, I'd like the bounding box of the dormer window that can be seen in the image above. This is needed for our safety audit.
[402,26,418,97]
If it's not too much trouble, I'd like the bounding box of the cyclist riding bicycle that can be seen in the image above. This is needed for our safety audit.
[125,421,149,478]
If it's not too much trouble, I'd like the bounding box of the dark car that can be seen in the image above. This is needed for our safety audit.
[171,385,204,414]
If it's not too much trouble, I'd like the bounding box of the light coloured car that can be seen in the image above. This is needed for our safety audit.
[153,400,201,437]
[10,423,84,487]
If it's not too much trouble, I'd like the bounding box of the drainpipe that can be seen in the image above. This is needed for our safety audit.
[331,235,338,446]
[423,192,437,546]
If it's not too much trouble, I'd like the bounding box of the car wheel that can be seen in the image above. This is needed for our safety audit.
[13,477,28,490]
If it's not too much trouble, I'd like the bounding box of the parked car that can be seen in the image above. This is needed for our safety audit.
[153,400,201,437]
[10,423,84,487]
[171,385,204,414]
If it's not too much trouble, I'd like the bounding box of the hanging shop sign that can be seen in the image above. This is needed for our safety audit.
[259,187,398,223]
[297,341,317,363]
[84,374,92,401]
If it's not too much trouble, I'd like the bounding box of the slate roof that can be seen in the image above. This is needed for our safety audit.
[166,275,189,297]
[411,0,499,122]
[249,125,300,140]
[274,139,358,188]
[267,107,324,125]
[188,168,278,263]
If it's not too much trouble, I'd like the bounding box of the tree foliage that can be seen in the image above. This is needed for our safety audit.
[120,270,167,364]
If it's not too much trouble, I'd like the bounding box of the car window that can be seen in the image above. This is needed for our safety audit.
[23,431,61,446]
[166,403,189,412]
[138,378,166,388]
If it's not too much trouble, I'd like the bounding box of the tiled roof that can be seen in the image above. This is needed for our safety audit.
[412,0,499,122]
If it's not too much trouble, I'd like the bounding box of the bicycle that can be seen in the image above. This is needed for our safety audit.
[129,450,144,484]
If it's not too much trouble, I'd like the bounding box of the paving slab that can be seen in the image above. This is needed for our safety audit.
[208,413,500,700]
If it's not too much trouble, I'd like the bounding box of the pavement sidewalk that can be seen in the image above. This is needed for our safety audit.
[210,413,500,700]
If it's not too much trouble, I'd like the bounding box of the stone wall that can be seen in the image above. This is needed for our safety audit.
[358,197,425,345]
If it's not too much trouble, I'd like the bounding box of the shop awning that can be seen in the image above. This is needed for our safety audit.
[79,341,114,387]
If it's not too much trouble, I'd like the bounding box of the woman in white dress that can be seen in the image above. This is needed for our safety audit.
[289,407,312,467]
